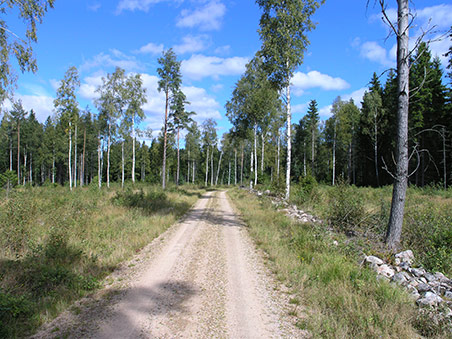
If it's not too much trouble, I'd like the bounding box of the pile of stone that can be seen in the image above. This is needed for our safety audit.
[252,188,322,224]
[363,250,452,317]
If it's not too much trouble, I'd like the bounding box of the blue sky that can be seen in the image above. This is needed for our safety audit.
[3,0,452,141]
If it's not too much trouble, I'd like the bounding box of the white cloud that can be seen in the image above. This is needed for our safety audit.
[358,41,394,67]
[292,103,308,114]
[3,95,55,123]
[342,87,368,108]
[79,73,105,101]
[173,35,210,54]
[87,2,101,12]
[183,85,221,120]
[116,0,173,13]
[176,0,226,31]
[214,45,231,55]
[416,4,452,30]
[181,54,248,80]
[291,71,350,96]
[319,105,333,119]
[80,50,142,72]
[135,42,164,55]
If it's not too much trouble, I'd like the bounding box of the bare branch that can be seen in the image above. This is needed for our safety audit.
[381,156,397,180]
[408,146,421,178]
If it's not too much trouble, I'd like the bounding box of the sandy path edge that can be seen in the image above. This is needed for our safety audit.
[31,190,308,339]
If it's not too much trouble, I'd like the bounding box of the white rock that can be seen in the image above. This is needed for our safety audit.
[416,283,431,293]
[377,264,395,278]
[364,255,384,266]
[417,292,443,307]
[445,291,452,299]
[434,272,449,283]
[395,250,414,265]
[410,267,425,277]
[392,272,408,285]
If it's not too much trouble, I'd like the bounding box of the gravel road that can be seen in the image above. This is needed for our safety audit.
[32,191,305,339]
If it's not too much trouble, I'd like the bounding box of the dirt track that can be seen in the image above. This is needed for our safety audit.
[32,191,304,338]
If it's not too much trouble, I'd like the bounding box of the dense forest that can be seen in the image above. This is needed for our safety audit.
[1,41,451,191]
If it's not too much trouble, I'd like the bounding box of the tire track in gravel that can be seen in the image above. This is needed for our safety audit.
[32,190,305,339]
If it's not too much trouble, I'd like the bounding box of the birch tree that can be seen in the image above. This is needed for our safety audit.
[157,49,182,189]
[257,0,324,200]
[124,73,147,184]
[54,66,80,191]
[10,100,27,185]
[0,0,55,103]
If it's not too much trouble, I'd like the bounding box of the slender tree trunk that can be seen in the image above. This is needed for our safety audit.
[121,140,125,188]
[82,128,86,187]
[442,127,446,189]
[69,121,72,190]
[285,84,292,200]
[187,149,190,183]
[348,141,352,183]
[311,125,315,174]
[261,133,265,174]
[132,115,136,183]
[386,0,410,250]
[205,147,209,186]
[216,150,223,186]
[277,129,280,178]
[30,152,32,185]
[52,149,55,184]
[23,149,27,186]
[17,122,20,185]
[211,147,214,186]
[98,135,102,189]
[162,91,169,189]
[192,160,195,184]
[234,148,237,185]
[250,149,254,186]
[240,144,244,185]
[303,142,307,177]
[107,122,111,188]
[332,120,337,186]
[254,124,258,186]
[74,124,77,188]
[374,111,380,186]
[176,126,180,186]
[9,138,12,171]
[228,160,231,186]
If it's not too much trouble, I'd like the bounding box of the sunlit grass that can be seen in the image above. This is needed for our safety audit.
[0,183,204,338]
[228,188,419,338]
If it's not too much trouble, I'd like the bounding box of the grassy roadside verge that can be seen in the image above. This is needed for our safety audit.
[0,183,204,338]
[228,188,420,338]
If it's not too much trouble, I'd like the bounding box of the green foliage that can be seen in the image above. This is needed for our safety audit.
[403,205,452,275]
[327,180,366,233]
[0,185,202,337]
[229,188,419,338]
[0,170,18,189]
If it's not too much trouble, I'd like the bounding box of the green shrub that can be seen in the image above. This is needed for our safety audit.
[327,180,366,234]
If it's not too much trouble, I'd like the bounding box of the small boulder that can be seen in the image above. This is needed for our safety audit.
[434,272,449,283]
[392,272,408,285]
[364,255,384,266]
[410,267,426,277]
[424,272,437,283]
[399,261,411,271]
[416,283,431,293]
[395,250,414,265]
[445,291,452,299]
[416,292,444,307]
[377,264,395,278]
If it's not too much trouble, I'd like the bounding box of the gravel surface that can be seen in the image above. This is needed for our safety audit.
[31,191,306,339]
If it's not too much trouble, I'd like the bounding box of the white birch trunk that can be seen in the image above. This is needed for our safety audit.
[216,150,223,186]
[132,116,136,183]
[98,135,102,189]
[205,147,209,186]
[107,122,111,188]
[211,147,214,186]
[121,141,125,188]
[285,85,292,200]
[234,148,237,185]
[74,124,77,188]
[332,120,337,186]
[254,124,258,186]
[69,121,72,190]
